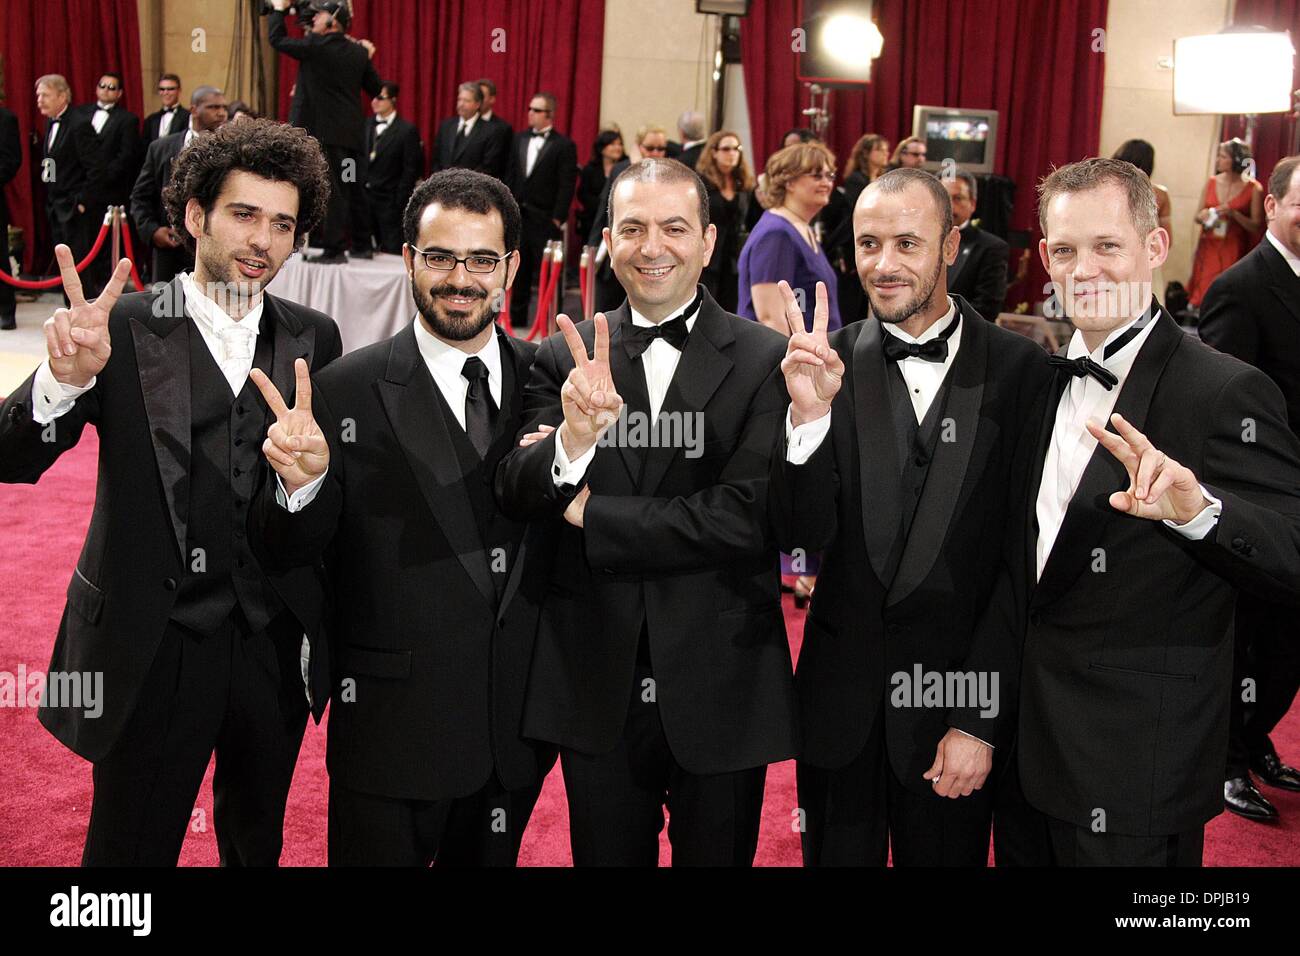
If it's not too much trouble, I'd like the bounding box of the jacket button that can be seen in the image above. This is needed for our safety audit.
[163,577,177,590]
[1232,536,1245,550]
[886,623,902,635]
[234,437,244,446]
[498,618,507,629]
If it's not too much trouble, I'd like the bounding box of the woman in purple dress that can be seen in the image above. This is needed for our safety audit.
[739,141,842,339]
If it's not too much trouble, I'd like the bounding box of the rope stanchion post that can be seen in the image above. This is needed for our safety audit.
[548,240,564,339]
[578,247,590,322]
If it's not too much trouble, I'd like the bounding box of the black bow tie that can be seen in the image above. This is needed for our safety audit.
[624,290,701,359]
[1047,354,1119,390]
[530,130,548,139]
[881,309,960,364]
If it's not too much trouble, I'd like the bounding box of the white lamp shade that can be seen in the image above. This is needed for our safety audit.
[1173,31,1295,115]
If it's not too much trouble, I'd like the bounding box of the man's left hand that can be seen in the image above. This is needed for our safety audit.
[564,485,590,527]
[923,729,992,798]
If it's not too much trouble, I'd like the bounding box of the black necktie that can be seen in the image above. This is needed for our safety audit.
[462,356,497,458]
[881,309,960,364]
[625,290,701,359]
[457,122,468,142]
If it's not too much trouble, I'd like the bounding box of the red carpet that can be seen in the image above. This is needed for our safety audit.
[2,429,1297,865]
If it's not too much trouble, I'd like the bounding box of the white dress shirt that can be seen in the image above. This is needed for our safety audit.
[526,126,552,178]
[785,297,962,465]
[1265,229,1300,277]
[46,106,70,151]
[552,296,698,486]
[157,106,179,139]
[90,101,114,134]
[279,319,503,512]
[457,114,478,140]
[1034,313,1221,580]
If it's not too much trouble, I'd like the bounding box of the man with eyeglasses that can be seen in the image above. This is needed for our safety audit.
[144,74,188,145]
[890,136,928,170]
[505,92,577,329]
[362,81,422,255]
[82,73,142,296]
[249,169,555,865]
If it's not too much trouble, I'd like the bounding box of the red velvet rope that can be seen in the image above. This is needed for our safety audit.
[0,221,111,290]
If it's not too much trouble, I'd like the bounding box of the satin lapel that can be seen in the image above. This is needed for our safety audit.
[1033,313,1184,607]
[639,296,734,496]
[377,326,497,610]
[1025,366,1066,587]
[852,319,903,585]
[496,330,532,613]
[130,275,192,565]
[526,134,553,179]
[263,294,314,434]
[608,305,650,486]
[886,304,986,607]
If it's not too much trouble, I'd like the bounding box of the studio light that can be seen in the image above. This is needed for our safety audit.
[821,13,885,67]
[1174,29,1295,115]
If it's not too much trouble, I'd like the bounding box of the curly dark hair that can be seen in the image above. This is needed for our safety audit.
[402,169,521,253]
[162,118,331,252]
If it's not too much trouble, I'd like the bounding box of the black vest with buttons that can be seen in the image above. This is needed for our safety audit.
[169,314,285,635]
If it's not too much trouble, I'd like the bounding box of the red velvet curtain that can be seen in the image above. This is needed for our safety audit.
[741,0,1109,306]
[274,0,605,196]
[0,0,144,272]
[1223,0,1300,189]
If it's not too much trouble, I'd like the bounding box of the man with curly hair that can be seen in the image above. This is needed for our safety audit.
[0,118,342,866]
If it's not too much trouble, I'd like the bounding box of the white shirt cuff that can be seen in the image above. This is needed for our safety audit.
[551,426,596,487]
[784,406,832,465]
[952,726,994,749]
[275,470,328,512]
[1163,485,1223,541]
[31,360,94,425]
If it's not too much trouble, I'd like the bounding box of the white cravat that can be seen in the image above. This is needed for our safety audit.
[552,293,698,485]
[1034,313,1220,580]
[181,272,264,396]
[784,299,962,465]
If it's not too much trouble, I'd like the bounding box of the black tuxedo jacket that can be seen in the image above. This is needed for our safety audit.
[269,12,381,151]
[42,107,103,212]
[431,115,504,176]
[0,107,20,229]
[143,106,189,145]
[770,299,1053,788]
[985,309,1300,836]
[496,291,798,773]
[505,129,578,224]
[129,130,186,241]
[1199,238,1300,438]
[249,325,552,801]
[365,114,422,196]
[81,104,142,205]
[478,114,513,179]
[0,277,342,762]
[947,224,1009,321]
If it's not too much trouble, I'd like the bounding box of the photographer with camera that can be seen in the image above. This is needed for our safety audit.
[268,0,382,263]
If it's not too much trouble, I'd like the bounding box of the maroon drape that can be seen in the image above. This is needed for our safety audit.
[0,0,144,273]
[274,0,605,208]
[741,0,1109,306]
[1223,0,1300,190]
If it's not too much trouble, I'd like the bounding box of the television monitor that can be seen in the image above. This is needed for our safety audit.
[911,105,1000,176]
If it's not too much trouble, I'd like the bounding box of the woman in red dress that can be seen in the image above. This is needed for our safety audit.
[1188,138,1264,306]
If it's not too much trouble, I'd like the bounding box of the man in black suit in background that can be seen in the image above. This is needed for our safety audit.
[0,98,21,329]
[497,160,797,865]
[476,78,513,180]
[143,73,188,145]
[36,74,105,301]
[131,85,228,285]
[1199,154,1300,823]
[504,91,577,328]
[674,111,708,172]
[84,72,143,296]
[769,169,1053,866]
[0,120,339,865]
[362,81,422,255]
[431,82,505,176]
[989,158,1300,866]
[250,170,554,865]
[944,170,1008,320]
[268,0,381,263]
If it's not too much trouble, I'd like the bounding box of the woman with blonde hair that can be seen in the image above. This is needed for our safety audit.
[695,130,760,312]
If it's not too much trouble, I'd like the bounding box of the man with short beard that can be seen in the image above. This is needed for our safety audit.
[248,169,555,866]
[0,119,340,865]
[768,167,1054,865]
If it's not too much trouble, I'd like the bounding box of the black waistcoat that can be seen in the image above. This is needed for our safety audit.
[170,314,284,635]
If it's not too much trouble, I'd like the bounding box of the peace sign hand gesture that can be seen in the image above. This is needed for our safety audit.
[45,245,132,388]
[779,280,843,426]
[556,312,623,460]
[1087,413,1210,524]
[250,358,329,496]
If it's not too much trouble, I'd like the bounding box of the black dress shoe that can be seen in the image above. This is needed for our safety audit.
[0,314,15,330]
[304,251,348,265]
[1224,776,1279,822]
[1251,753,1300,792]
